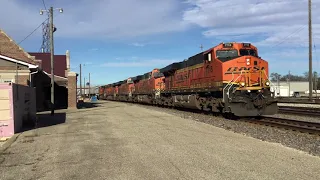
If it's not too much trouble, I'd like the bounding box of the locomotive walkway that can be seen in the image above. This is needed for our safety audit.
[1,101,320,180]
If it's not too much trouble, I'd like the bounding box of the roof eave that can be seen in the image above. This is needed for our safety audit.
[0,54,38,69]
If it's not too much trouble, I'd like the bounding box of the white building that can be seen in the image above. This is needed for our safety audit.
[270,81,319,97]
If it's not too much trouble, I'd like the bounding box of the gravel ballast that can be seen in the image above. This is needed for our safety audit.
[278,103,320,109]
[266,113,320,123]
[135,104,320,157]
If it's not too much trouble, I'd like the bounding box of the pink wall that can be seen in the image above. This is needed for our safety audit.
[0,83,36,138]
[0,83,14,138]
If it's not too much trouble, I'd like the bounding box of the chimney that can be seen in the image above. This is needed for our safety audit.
[66,50,70,71]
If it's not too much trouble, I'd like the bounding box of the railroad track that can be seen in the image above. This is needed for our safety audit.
[278,106,320,117]
[245,117,320,135]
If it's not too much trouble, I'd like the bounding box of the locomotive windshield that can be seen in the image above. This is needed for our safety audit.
[240,49,258,57]
[127,79,133,84]
[216,49,238,62]
[153,72,164,78]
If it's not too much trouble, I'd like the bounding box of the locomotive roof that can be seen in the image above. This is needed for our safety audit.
[160,51,204,74]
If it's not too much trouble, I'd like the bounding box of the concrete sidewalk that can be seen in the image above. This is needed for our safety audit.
[0,101,319,180]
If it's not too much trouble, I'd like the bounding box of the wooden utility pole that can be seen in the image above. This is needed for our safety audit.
[89,73,91,98]
[84,77,86,96]
[288,71,291,97]
[40,6,63,115]
[49,7,55,116]
[314,71,318,97]
[80,64,82,97]
[308,0,313,100]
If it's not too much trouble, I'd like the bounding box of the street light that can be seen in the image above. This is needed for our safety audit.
[40,8,63,15]
[39,6,63,116]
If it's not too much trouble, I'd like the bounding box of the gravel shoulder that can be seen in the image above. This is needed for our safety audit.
[138,104,320,157]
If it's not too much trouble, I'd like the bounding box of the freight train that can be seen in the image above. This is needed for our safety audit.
[99,42,278,117]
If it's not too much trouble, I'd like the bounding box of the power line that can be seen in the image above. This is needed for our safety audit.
[0,18,49,57]
[269,25,306,48]
[17,18,48,45]
[41,0,47,10]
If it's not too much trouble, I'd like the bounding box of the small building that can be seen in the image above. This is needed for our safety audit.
[270,81,310,97]
[0,29,78,111]
[28,52,71,111]
[77,86,99,97]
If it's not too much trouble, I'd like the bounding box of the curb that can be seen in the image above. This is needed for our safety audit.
[0,133,21,154]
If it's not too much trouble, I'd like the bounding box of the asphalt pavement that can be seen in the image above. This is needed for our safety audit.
[1,101,319,180]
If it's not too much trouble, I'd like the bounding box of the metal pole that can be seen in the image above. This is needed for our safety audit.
[277,75,279,96]
[80,64,82,97]
[15,61,19,100]
[288,71,291,97]
[49,7,55,116]
[89,73,91,98]
[309,0,313,100]
[314,72,317,97]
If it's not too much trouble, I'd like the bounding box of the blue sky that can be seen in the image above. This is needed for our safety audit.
[1,0,320,86]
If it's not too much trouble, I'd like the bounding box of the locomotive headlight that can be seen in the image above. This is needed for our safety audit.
[265,81,270,86]
[246,58,250,65]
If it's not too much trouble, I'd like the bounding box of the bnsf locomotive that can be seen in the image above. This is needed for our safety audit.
[99,42,278,117]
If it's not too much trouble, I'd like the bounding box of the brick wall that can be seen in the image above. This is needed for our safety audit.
[67,72,77,108]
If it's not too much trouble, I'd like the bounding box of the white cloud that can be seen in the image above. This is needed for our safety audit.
[131,43,145,47]
[102,59,178,67]
[183,0,320,47]
[2,0,319,52]
[88,48,99,52]
[0,0,188,40]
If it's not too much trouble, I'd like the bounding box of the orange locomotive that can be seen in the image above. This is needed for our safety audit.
[118,78,135,101]
[133,69,165,104]
[99,42,278,117]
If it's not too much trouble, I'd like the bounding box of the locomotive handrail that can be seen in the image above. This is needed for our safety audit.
[223,71,244,102]
[227,72,243,96]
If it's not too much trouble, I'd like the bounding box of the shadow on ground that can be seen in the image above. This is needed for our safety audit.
[77,101,102,109]
[20,113,66,132]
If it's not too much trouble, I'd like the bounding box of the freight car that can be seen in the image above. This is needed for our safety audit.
[99,42,278,117]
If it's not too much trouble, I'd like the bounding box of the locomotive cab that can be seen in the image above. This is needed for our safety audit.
[218,43,278,117]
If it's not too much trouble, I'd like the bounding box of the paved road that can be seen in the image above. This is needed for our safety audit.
[1,101,320,180]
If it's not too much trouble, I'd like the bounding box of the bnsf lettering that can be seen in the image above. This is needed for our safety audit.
[225,66,265,74]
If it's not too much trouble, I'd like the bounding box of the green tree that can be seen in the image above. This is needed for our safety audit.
[270,73,281,81]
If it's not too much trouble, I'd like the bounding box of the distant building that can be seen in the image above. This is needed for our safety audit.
[77,86,99,96]
[270,81,319,97]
